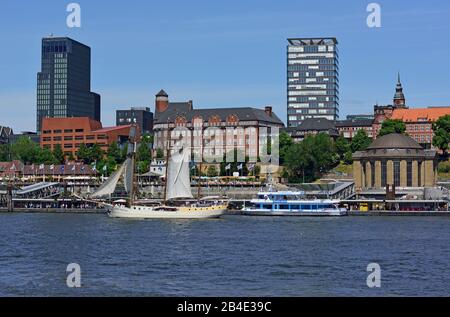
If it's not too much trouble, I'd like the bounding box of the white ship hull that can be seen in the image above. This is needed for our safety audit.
[242,209,347,217]
[107,204,227,219]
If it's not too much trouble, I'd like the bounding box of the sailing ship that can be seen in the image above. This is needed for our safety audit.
[90,127,228,219]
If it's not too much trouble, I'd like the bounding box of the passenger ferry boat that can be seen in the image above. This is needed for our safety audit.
[243,191,347,216]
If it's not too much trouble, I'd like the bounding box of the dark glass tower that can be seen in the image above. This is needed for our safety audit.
[36,36,100,132]
[287,38,339,127]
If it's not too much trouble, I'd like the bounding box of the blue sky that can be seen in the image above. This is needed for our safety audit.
[1,0,450,132]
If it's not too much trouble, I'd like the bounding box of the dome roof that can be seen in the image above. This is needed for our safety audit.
[367,133,422,150]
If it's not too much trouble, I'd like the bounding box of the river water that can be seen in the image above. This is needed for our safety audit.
[0,213,449,296]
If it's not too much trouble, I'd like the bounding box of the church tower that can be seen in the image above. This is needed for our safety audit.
[393,73,407,108]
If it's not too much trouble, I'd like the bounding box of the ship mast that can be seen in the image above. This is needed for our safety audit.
[163,120,171,204]
[128,124,138,207]
[197,130,203,202]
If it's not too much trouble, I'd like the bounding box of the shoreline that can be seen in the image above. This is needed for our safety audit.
[3,208,450,216]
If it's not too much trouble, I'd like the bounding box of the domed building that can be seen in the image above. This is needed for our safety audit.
[353,133,438,191]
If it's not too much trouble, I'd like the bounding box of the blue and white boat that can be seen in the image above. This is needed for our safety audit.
[243,190,347,216]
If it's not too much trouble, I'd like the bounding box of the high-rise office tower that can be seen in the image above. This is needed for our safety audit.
[287,38,339,127]
[36,36,100,132]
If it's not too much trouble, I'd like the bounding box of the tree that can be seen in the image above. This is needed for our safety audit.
[335,135,350,160]
[279,131,294,164]
[137,139,152,163]
[156,148,164,159]
[206,165,218,177]
[0,144,10,161]
[10,136,40,164]
[53,144,65,164]
[350,129,372,153]
[76,144,90,164]
[36,147,56,165]
[88,144,104,164]
[432,115,450,155]
[379,119,406,136]
[283,133,338,183]
[107,141,122,163]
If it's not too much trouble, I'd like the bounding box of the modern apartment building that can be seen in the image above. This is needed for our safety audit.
[287,38,339,127]
[36,36,100,132]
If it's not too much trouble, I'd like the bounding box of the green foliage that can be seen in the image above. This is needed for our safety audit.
[107,141,123,164]
[0,144,10,161]
[335,135,350,160]
[36,147,57,165]
[137,138,152,163]
[379,119,406,136]
[432,115,450,154]
[343,151,353,165]
[10,137,40,164]
[284,133,338,183]
[206,165,218,177]
[156,148,164,159]
[52,144,65,164]
[136,160,149,174]
[438,160,450,173]
[76,143,104,164]
[350,129,372,153]
[279,131,294,164]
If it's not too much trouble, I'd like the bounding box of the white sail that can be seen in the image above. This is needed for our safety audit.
[165,146,193,200]
[91,161,127,198]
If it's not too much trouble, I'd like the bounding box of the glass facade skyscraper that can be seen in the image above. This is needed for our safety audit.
[287,38,339,127]
[36,37,100,132]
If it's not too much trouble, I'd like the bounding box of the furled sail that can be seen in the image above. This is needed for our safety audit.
[90,160,127,198]
[123,157,134,193]
[165,146,193,200]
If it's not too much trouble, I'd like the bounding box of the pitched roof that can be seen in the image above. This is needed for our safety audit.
[154,105,284,126]
[156,89,168,97]
[94,125,132,133]
[391,107,450,122]
[297,118,336,131]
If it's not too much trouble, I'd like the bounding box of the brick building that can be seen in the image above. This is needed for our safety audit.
[335,118,373,140]
[152,90,284,160]
[40,117,136,158]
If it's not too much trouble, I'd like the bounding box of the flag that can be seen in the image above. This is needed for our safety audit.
[191,164,196,170]
[10,164,15,170]
[225,164,231,170]
[81,165,85,171]
[60,165,65,173]
[31,164,35,170]
[71,165,76,172]
[39,164,44,170]
[248,163,255,171]
[49,164,54,170]
[92,165,97,172]
[237,163,243,170]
